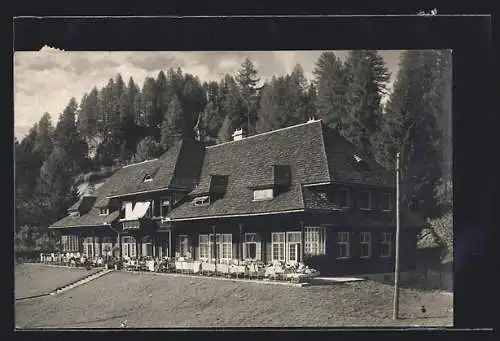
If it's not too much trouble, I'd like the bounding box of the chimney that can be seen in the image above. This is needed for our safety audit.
[232,128,245,141]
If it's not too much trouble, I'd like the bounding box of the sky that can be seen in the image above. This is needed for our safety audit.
[14,48,405,140]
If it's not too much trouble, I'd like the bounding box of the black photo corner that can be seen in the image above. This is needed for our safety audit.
[9,10,493,337]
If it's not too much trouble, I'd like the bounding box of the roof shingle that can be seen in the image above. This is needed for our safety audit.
[50,139,203,228]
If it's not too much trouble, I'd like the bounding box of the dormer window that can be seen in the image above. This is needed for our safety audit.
[99,208,109,216]
[193,196,210,207]
[274,165,291,187]
[143,174,153,182]
[253,188,274,201]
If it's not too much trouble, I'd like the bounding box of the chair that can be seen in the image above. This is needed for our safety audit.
[201,262,216,276]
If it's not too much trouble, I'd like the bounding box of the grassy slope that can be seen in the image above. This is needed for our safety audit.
[16,270,453,328]
[15,264,100,299]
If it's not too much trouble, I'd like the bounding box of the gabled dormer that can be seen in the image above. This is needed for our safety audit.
[249,165,292,201]
[67,195,97,217]
[94,197,120,216]
[209,175,229,196]
[190,174,229,207]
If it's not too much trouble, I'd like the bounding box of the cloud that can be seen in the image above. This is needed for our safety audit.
[14,50,403,140]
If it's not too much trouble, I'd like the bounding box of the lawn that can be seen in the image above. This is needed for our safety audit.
[15,268,453,328]
[15,264,101,299]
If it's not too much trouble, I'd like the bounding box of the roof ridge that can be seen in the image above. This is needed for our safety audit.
[121,158,158,169]
[318,122,334,183]
[206,119,323,149]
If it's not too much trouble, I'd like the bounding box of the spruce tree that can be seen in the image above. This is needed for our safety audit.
[235,58,262,135]
[380,50,443,218]
[161,95,184,150]
[343,50,390,158]
[313,52,349,132]
[33,113,54,161]
[217,115,233,143]
[256,77,288,133]
[141,77,157,128]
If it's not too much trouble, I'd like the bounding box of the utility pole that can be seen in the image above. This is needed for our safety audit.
[393,152,401,320]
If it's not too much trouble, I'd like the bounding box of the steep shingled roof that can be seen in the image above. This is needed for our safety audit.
[49,209,120,229]
[49,139,204,228]
[169,120,397,221]
[169,121,328,220]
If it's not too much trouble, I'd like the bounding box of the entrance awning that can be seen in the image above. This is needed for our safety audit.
[120,201,151,222]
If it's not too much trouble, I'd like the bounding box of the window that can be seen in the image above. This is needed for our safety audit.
[61,235,79,252]
[381,232,392,257]
[360,232,372,258]
[253,188,274,201]
[199,234,211,260]
[243,233,261,260]
[160,199,171,217]
[177,235,190,258]
[286,232,302,263]
[271,232,285,261]
[143,174,153,182]
[141,236,153,257]
[101,237,113,256]
[221,234,232,260]
[83,237,95,258]
[380,192,393,211]
[99,208,109,216]
[122,236,136,258]
[358,190,372,210]
[193,196,210,206]
[338,188,351,208]
[274,165,291,186]
[304,227,326,256]
[337,232,350,259]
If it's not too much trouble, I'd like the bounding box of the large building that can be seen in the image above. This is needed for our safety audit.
[49,119,424,276]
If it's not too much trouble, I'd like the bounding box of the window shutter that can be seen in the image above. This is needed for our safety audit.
[266,239,272,263]
[188,236,193,259]
[175,236,181,258]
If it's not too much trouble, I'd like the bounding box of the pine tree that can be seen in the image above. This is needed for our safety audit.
[161,95,184,150]
[343,50,390,157]
[33,146,76,226]
[33,112,54,161]
[217,115,233,143]
[181,75,207,140]
[256,77,288,133]
[235,58,262,135]
[305,82,317,120]
[155,70,174,129]
[380,50,443,218]
[313,52,349,132]
[284,64,309,125]
[141,77,157,128]
[133,137,162,163]
[77,87,100,143]
[54,98,88,174]
[219,75,245,134]
[204,100,223,141]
